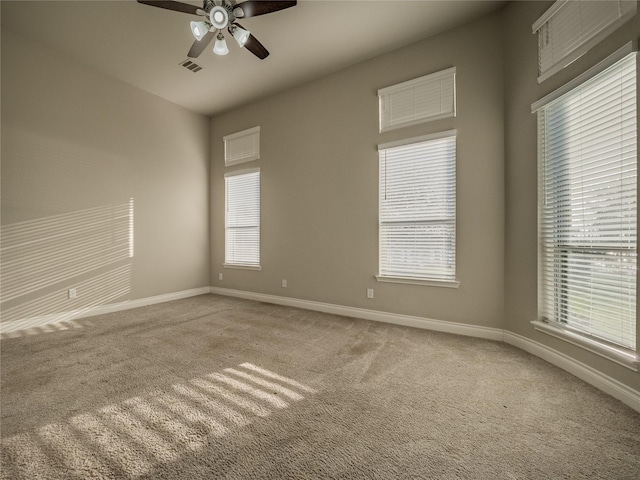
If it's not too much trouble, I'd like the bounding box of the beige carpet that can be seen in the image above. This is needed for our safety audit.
[1,294,639,479]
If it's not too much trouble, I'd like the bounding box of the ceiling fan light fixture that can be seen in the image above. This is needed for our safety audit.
[213,32,229,55]
[190,21,208,41]
[231,25,250,48]
[210,5,229,29]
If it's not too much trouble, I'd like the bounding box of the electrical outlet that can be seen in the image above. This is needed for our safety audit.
[68,288,77,299]
[219,273,223,281]
[367,288,374,299]
[281,279,287,288]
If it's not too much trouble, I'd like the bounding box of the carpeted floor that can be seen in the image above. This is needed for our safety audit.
[1,294,639,479]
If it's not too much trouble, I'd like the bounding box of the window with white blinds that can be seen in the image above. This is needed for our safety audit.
[378,131,457,284]
[224,126,260,166]
[225,169,260,268]
[535,51,637,353]
[378,68,456,133]
[533,0,636,83]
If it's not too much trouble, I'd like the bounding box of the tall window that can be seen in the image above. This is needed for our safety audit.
[377,131,457,286]
[225,169,260,268]
[535,49,637,355]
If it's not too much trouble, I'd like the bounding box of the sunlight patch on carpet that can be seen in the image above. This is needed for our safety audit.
[224,368,306,400]
[0,363,316,479]
[206,372,290,409]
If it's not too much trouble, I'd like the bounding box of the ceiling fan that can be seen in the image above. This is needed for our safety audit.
[137,0,297,60]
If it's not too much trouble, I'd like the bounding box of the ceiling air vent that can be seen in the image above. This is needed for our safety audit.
[179,59,203,73]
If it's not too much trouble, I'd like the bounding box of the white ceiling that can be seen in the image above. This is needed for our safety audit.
[1,0,507,116]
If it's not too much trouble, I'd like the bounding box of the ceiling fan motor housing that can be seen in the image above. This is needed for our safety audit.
[210,5,230,29]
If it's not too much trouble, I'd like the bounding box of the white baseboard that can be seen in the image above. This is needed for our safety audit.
[0,287,210,334]
[503,331,640,412]
[210,286,640,413]
[209,287,504,341]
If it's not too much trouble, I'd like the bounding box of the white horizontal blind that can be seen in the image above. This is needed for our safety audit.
[225,170,260,267]
[379,133,456,281]
[224,127,260,166]
[533,0,636,82]
[537,53,637,351]
[378,68,456,133]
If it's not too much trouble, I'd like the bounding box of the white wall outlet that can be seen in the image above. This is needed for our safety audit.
[281,279,287,288]
[367,288,374,299]
[68,288,77,299]
[219,273,223,281]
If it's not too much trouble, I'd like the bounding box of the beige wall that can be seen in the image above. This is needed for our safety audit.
[211,12,505,329]
[503,1,640,390]
[1,29,210,322]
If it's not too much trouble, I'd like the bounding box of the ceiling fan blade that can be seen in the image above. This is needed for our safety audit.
[187,30,215,58]
[235,1,296,18]
[244,33,270,59]
[137,1,200,15]
[234,22,269,59]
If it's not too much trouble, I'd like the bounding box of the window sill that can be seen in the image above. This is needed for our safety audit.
[531,320,638,371]
[375,275,460,289]
[223,264,262,271]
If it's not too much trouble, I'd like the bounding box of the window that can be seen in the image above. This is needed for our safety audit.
[534,47,637,362]
[224,126,260,166]
[378,68,456,133]
[533,0,636,83]
[224,169,260,269]
[377,131,458,286]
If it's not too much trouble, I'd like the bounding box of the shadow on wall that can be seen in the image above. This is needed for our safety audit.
[0,200,134,329]
[0,362,317,479]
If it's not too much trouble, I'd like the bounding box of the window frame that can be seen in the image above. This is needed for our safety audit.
[224,168,261,270]
[378,68,456,133]
[532,0,637,83]
[224,126,261,166]
[532,44,639,370]
[376,130,459,288]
